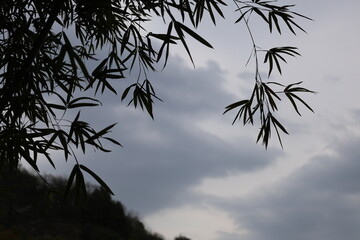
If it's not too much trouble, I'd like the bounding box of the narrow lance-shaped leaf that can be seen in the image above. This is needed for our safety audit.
[270,115,289,148]
[85,123,117,144]
[63,164,78,202]
[74,166,87,205]
[177,22,213,49]
[67,97,101,109]
[253,7,268,23]
[80,164,114,195]
[284,81,316,115]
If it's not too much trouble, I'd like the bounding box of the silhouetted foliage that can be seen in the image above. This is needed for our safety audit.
[0,168,164,240]
[175,235,192,240]
[0,0,314,197]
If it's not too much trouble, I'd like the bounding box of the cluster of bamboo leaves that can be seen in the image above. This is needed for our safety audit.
[0,0,314,199]
[224,0,315,148]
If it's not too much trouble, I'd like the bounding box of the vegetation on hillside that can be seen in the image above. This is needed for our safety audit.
[0,167,183,240]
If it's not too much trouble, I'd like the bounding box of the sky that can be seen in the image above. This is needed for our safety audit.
[38,1,360,240]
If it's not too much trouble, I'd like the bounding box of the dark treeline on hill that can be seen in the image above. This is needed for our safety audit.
[0,167,184,240]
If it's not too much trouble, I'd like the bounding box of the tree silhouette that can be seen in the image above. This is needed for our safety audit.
[175,235,192,240]
[0,0,315,196]
[0,167,165,240]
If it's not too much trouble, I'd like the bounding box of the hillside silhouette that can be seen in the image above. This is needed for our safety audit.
[0,167,166,240]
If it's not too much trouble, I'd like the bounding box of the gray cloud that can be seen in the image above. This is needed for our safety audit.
[29,1,360,239]
[214,135,360,240]
[214,231,244,240]
[34,51,281,217]
[65,56,281,215]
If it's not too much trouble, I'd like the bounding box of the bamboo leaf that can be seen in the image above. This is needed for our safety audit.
[223,100,248,114]
[176,21,213,49]
[80,164,114,195]
[253,7,268,23]
[63,164,78,201]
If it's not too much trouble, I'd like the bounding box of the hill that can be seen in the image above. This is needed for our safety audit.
[0,167,164,240]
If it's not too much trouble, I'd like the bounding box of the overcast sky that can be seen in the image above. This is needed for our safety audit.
[39,1,360,240]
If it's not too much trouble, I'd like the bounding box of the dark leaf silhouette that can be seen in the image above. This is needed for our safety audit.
[0,0,314,200]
